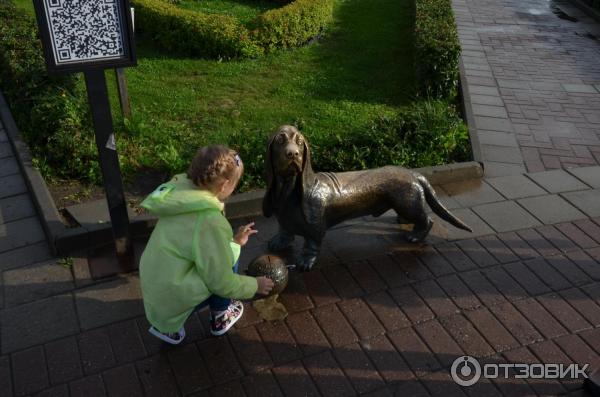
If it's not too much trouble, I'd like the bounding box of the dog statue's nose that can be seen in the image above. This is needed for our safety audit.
[286,150,299,159]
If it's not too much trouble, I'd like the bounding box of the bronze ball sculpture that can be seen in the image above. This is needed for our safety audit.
[262,125,473,271]
[246,254,289,296]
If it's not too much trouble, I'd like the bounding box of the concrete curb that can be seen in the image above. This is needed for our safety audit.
[458,57,483,164]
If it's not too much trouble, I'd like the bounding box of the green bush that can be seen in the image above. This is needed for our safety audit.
[250,0,335,51]
[131,0,263,58]
[414,0,461,98]
[0,2,100,182]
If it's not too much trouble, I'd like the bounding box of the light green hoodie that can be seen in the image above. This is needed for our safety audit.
[139,173,258,333]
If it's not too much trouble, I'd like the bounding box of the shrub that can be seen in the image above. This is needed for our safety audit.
[250,0,335,51]
[0,2,100,182]
[131,0,263,58]
[414,0,461,98]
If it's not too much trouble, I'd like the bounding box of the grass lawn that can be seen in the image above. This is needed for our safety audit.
[104,0,416,189]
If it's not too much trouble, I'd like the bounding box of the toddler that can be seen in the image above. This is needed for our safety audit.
[139,145,274,344]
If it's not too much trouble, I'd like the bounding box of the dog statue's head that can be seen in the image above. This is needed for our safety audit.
[263,125,314,218]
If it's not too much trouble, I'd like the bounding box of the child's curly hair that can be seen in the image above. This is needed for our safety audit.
[187,145,243,188]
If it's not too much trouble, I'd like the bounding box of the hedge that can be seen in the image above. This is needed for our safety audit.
[131,0,263,58]
[131,0,334,58]
[414,0,461,98]
[250,0,335,51]
[0,2,99,181]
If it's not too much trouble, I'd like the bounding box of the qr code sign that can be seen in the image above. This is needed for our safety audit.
[45,0,125,64]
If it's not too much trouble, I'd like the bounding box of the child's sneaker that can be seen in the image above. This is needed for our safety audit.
[210,300,244,336]
[148,326,186,345]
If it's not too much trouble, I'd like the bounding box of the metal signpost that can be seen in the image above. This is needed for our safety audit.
[33,0,137,272]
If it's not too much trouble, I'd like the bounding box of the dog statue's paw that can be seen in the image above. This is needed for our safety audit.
[296,254,317,272]
[268,233,295,252]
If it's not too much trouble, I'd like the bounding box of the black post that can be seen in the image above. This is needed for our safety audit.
[84,69,133,269]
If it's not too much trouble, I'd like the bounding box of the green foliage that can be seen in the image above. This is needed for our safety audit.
[250,0,335,51]
[131,0,263,59]
[0,2,100,182]
[414,0,461,98]
[309,99,470,172]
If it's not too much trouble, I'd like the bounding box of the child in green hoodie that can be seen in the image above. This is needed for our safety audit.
[139,145,274,344]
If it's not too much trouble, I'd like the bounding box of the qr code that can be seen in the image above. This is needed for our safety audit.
[45,0,125,64]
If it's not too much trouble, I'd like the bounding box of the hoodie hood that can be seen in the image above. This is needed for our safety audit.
[141,173,224,216]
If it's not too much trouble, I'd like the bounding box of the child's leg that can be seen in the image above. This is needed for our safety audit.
[209,261,243,336]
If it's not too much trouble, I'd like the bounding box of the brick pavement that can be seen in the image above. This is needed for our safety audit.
[454,0,600,176]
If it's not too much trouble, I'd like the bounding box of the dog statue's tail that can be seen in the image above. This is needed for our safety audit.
[416,174,473,232]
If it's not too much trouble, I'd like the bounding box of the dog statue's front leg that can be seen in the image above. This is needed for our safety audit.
[296,238,320,272]
[268,228,295,252]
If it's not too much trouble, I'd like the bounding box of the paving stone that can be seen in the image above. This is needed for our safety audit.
[559,288,600,327]
[0,217,46,254]
[69,375,106,397]
[303,351,354,397]
[580,328,600,356]
[562,84,597,93]
[469,85,500,96]
[234,302,263,330]
[0,355,11,397]
[78,328,117,375]
[465,307,519,352]
[536,224,581,253]
[392,380,430,397]
[471,94,504,106]
[360,334,414,384]
[75,275,144,330]
[473,200,542,233]
[198,336,243,384]
[537,292,592,333]
[526,169,590,193]
[475,116,514,132]
[434,242,477,272]
[529,340,580,391]
[256,321,300,366]
[476,235,519,264]
[278,272,313,313]
[302,270,340,307]
[367,254,411,288]
[229,326,273,374]
[3,260,74,306]
[565,250,600,281]
[502,261,551,296]
[413,245,455,276]
[562,189,600,217]
[456,238,498,267]
[44,336,83,385]
[271,360,320,397]
[0,174,27,200]
[478,130,519,148]
[312,303,358,347]
[135,316,167,357]
[567,166,600,188]
[473,104,508,118]
[463,377,503,397]
[556,222,599,249]
[321,264,363,299]
[167,343,211,394]
[285,311,330,356]
[209,381,245,396]
[437,274,483,310]
[486,174,547,199]
[459,270,506,307]
[489,301,543,345]
[102,365,144,397]
[346,260,386,294]
[482,161,528,178]
[34,384,70,397]
[388,285,435,325]
[503,347,567,396]
[439,314,495,357]
[363,290,411,332]
[136,354,180,397]
[412,279,460,318]
[497,231,537,260]
[523,257,573,291]
[338,298,385,340]
[554,334,600,374]
[518,194,587,224]
[0,194,35,223]
[517,228,561,257]
[389,251,432,282]
[326,225,392,263]
[388,327,440,377]
[482,145,524,164]
[0,157,19,177]
[107,319,147,364]
[333,342,385,394]
[441,179,505,207]
[415,320,464,368]
[546,255,592,287]
[421,370,469,397]
[482,267,528,301]
[242,371,283,397]
[12,346,49,396]
[1,293,79,353]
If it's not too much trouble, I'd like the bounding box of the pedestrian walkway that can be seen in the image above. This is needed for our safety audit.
[2,0,600,395]
[455,0,600,176]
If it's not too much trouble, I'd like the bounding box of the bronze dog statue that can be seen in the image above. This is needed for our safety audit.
[263,125,472,271]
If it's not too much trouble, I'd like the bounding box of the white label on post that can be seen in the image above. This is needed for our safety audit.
[131,7,135,32]
[106,133,117,150]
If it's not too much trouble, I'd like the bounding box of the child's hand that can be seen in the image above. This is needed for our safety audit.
[256,276,275,295]
[234,222,258,246]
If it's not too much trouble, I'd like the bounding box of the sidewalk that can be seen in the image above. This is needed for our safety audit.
[1,0,600,396]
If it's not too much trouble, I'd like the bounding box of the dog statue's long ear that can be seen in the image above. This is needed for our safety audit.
[262,134,276,217]
[299,134,318,226]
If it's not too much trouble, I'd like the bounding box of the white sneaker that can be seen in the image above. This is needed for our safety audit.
[210,300,244,336]
[148,326,186,345]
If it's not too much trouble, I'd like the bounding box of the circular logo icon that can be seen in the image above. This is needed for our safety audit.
[451,356,482,386]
